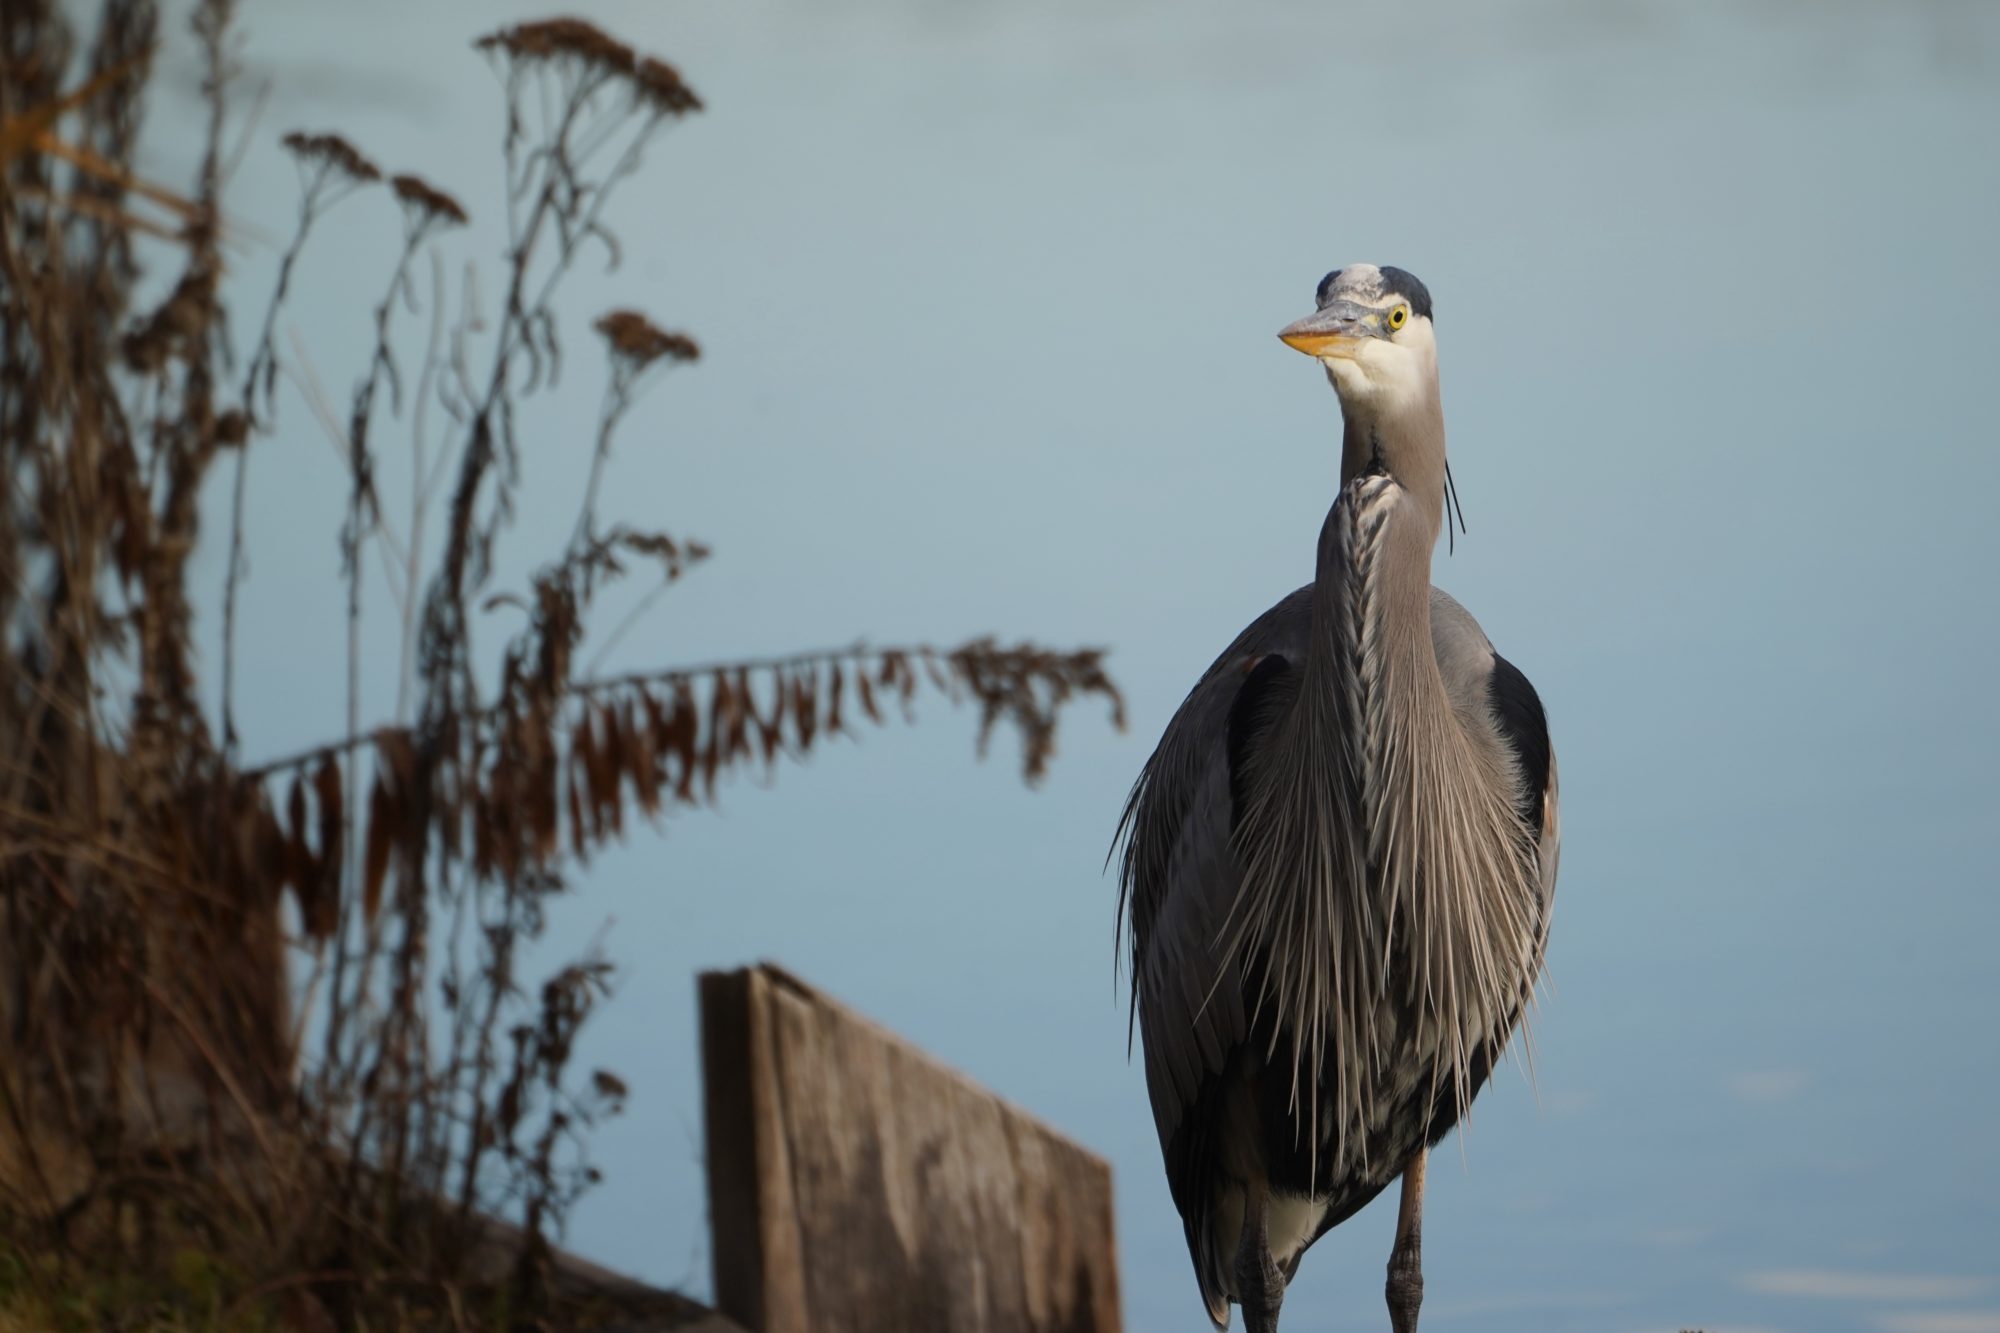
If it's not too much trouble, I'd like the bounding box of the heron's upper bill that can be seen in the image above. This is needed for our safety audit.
[1278,300,1383,360]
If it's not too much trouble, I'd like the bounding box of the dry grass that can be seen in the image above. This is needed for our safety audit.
[0,3,1121,1327]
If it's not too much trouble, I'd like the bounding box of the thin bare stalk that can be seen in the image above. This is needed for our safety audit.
[400,248,449,725]
[221,136,379,755]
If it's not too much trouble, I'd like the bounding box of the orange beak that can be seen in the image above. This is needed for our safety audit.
[1277,301,1379,359]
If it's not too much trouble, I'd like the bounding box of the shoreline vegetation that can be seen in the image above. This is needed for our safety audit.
[0,5,1119,1327]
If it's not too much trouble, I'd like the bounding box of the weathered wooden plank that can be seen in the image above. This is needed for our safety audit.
[700,964,1121,1333]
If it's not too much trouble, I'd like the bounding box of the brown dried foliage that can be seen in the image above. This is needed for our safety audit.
[280,130,381,185]
[0,3,1119,1326]
[595,308,699,369]
[391,170,469,229]
[476,18,702,117]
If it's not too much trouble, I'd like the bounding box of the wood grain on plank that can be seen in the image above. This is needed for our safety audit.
[701,964,1120,1333]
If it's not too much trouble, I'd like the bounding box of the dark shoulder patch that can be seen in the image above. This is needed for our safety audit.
[1487,652,1550,828]
[1378,265,1434,322]
[1226,653,1293,829]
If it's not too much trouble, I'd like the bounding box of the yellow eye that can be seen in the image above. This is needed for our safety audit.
[1387,305,1410,331]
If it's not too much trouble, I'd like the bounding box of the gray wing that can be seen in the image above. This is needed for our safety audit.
[1113,586,1314,1320]
[1430,589,1561,979]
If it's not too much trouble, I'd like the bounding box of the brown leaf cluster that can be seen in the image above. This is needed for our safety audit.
[205,764,342,942]
[283,638,1124,892]
[945,639,1127,780]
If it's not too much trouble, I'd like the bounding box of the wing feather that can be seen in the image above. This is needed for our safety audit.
[1114,587,1313,1322]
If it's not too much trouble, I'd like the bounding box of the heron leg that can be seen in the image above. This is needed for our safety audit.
[1385,1150,1426,1333]
[1235,1175,1286,1333]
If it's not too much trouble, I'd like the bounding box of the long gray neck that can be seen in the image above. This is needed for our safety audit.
[1337,397,1447,523]
[1312,395,1448,646]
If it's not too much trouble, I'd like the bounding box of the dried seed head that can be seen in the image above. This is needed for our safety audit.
[593,309,699,369]
[476,18,635,76]
[390,173,469,228]
[279,131,381,186]
[634,57,702,116]
[475,20,701,116]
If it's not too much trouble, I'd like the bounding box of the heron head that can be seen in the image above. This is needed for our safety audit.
[1278,264,1437,414]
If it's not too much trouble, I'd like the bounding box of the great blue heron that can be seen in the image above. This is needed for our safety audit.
[1115,264,1559,1333]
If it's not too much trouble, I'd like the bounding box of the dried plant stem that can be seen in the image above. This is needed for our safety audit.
[570,384,622,553]
[321,226,421,1077]
[221,194,316,756]
[400,248,449,725]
